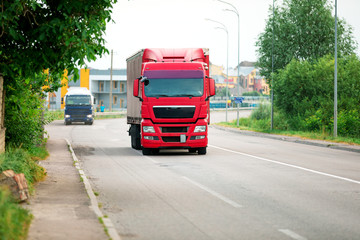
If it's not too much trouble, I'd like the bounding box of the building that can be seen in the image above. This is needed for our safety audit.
[90,69,127,111]
[210,62,269,96]
[46,68,127,111]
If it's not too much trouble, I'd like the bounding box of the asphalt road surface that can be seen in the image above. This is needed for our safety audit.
[46,110,360,240]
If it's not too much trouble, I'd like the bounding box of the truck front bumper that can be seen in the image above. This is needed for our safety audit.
[65,115,94,124]
[141,119,208,149]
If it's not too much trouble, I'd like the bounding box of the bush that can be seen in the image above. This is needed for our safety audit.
[0,146,47,240]
[336,109,360,138]
[243,91,261,96]
[0,147,46,192]
[0,188,32,240]
[273,55,360,137]
[250,102,271,120]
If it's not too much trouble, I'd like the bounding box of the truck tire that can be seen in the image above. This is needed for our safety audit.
[142,148,152,155]
[130,124,141,150]
[198,147,207,155]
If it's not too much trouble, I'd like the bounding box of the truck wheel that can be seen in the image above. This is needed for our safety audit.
[189,149,197,153]
[142,148,152,155]
[130,124,141,150]
[198,147,207,155]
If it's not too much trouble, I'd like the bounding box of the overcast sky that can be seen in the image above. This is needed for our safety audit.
[86,0,360,70]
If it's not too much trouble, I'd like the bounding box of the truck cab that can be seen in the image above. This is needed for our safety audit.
[127,48,215,155]
[63,87,95,125]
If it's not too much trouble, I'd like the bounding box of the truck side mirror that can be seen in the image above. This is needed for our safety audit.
[210,78,216,96]
[133,79,139,97]
[61,97,64,105]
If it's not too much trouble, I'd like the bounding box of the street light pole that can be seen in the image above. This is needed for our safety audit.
[217,0,241,126]
[271,0,275,130]
[205,18,229,122]
[334,0,338,137]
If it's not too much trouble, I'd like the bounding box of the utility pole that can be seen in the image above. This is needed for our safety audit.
[109,50,113,112]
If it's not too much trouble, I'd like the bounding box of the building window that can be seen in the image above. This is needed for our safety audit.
[99,81,104,92]
[113,95,118,105]
[113,81,118,89]
[120,83,124,92]
[120,98,124,108]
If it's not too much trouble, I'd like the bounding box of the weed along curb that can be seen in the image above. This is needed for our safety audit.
[65,138,122,240]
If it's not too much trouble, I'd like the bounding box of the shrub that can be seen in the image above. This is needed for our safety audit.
[0,148,46,192]
[250,102,271,120]
[0,188,32,240]
[336,109,360,138]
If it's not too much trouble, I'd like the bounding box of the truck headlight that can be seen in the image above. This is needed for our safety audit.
[87,114,93,118]
[65,115,70,118]
[194,126,206,132]
[143,126,155,133]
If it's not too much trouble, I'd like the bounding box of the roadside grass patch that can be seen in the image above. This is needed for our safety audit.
[0,146,48,240]
[0,187,32,240]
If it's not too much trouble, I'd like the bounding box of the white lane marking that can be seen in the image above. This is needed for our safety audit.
[209,144,360,185]
[279,229,307,240]
[182,176,242,208]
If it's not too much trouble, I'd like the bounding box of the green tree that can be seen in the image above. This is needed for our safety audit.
[0,0,117,148]
[256,0,357,81]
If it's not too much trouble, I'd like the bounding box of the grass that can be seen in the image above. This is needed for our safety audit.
[0,187,32,240]
[0,146,48,240]
[217,119,360,146]
[44,110,125,122]
[95,114,125,120]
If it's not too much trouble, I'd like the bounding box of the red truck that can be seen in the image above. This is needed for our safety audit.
[126,48,215,155]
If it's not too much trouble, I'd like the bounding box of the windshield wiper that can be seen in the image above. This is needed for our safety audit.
[172,94,195,98]
[152,94,170,98]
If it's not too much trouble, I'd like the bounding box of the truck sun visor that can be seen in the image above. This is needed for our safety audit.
[143,70,204,79]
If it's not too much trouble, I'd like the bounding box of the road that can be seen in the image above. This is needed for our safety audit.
[46,110,360,240]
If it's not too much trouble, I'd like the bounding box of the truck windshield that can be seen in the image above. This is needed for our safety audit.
[144,78,203,98]
[143,70,204,98]
[65,95,91,106]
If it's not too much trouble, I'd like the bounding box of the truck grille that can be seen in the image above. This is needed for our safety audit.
[153,106,195,119]
[162,136,188,142]
[160,127,188,133]
[67,109,91,115]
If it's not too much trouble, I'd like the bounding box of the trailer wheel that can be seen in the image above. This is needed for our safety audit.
[198,147,207,155]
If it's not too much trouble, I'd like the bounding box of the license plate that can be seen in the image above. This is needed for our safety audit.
[180,134,186,143]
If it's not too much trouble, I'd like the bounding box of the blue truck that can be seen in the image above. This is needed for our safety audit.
[63,87,95,125]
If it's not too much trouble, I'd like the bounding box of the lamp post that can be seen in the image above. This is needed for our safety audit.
[271,0,275,130]
[216,0,241,126]
[334,0,338,137]
[205,18,229,122]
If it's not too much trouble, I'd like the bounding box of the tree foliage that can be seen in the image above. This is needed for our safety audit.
[256,0,357,81]
[0,0,117,148]
[0,0,117,88]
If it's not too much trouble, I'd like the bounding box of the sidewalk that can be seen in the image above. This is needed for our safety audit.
[26,139,109,240]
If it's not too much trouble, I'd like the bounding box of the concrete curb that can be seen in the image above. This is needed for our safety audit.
[65,138,122,240]
[211,125,360,154]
